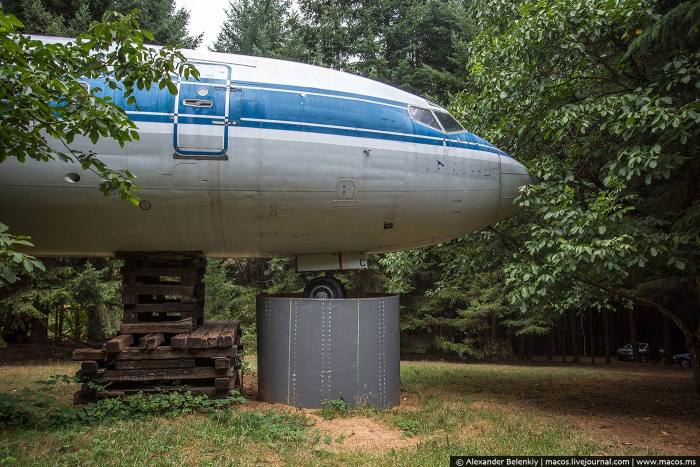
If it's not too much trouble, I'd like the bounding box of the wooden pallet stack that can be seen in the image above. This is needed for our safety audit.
[72,252,243,403]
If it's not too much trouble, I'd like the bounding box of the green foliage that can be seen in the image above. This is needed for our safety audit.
[0,10,197,205]
[319,398,349,420]
[0,388,246,430]
[212,410,309,442]
[212,0,305,59]
[2,0,202,47]
[450,0,699,345]
[204,259,259,325]
[297,0,473,103]
[395,416,421,436]
[0,223,44,287]
[0,259,122,342]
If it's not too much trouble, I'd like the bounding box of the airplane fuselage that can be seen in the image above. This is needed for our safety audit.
[0,38,531,259]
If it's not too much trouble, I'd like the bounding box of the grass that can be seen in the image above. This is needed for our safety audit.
[0,357,694,465]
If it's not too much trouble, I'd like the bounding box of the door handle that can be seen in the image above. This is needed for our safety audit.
[183,98,213,108]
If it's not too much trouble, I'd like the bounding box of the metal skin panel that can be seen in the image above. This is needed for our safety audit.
[255,296,289,404]
[256,296,400,409]
[0,37,533,258]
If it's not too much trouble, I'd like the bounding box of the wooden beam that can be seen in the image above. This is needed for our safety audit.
[121,266,197,278]
[124,303,199,313]
[114,359,195,370]
[213,357,230,370]
[214,377,230,393]
[123,284,196,296]
[104,334,133,353]
[121,318,193,334]
[117,346,236,360]
[79,361,99,375]
[138,333,164,350]
[73,348,105,362]
[102,367,229,382]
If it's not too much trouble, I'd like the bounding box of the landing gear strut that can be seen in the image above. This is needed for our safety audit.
[303,274,347,299]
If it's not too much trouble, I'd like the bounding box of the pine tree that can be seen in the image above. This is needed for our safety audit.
[211,0,304,60]
[2,0,202,47]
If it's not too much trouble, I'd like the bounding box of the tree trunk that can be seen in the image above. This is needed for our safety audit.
[560,317,567,362]
[588,310,595,365]
[603,310,611,363]
[622,308,629,345]
[690,335,700,396]
[628,309,640,362]
[74,309,80,343]
[569,311,580,363]
[87,305,105,344]
[663,317,673,365]
[546,331,554,361]
[649,310,660,364]
[29,309,49,343]
[56,308,64,343]
[490,310,497,341]
[517,335,525,360]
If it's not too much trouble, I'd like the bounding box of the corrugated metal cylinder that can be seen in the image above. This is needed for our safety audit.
[256,295,400,409]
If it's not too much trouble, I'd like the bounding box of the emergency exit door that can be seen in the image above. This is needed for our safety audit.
[174,62,231,156]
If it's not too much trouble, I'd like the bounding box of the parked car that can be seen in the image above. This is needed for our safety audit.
[673,353,692,368]
[616,342,664,362]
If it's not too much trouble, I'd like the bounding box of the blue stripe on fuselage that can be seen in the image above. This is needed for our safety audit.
[91,76,507,157]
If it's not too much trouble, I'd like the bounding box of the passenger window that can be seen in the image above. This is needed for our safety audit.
[409,106,442,131]
[189,63,229,81]
[434,111,464,133]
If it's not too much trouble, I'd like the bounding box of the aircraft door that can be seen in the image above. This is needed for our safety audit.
[174,62,231,156]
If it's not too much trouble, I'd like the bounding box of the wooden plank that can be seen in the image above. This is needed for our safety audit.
[216,320,239,348]
[114,359,195,370]
[96,386,216,399]
[194,322,225,349]
[104,334,133,353]
[102,367,226,382]
[73,348,106,362]
[172,321,218,349]
[170,333,189,349]
[139,333,164,350]
[121,266,197,278]
[122,294,138,305]
[214,377,230,393]
[80,361,99,375]
[123,284,196,296]
[121,318,193,334]
[73,387,97,404]
[125,303,198,313]
[117,346,236,360]
[213,357,230,370]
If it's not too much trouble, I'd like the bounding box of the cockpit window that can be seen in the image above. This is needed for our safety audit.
[434,111,464,133]
[409,106,442,131]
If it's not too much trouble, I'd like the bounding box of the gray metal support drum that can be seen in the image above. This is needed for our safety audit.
[256,295,400,409]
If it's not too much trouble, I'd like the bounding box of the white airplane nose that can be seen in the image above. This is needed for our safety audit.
[495,156,535,222]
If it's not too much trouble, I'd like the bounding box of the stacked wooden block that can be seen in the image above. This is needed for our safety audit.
[72,252,243,403]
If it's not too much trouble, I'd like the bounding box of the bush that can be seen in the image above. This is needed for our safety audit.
[0,389,246,430]
[395,416,421,436]
[319,399,348,420]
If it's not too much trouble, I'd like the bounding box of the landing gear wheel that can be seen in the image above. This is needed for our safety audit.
[304,276,346,299]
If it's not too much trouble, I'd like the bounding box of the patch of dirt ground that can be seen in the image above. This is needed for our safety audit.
[306,413,420,453]
[241,376,419,453]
